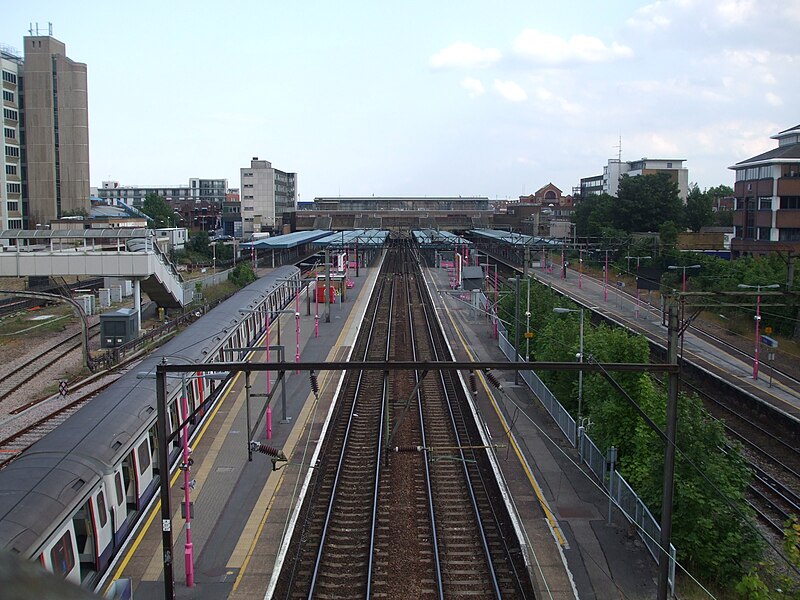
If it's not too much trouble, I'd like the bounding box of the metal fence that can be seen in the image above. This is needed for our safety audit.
[485,287,676,593]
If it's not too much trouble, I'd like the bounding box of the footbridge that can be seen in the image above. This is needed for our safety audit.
[0,229,187,329]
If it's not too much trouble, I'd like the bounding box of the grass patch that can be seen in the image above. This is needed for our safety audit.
[0,304,78,343]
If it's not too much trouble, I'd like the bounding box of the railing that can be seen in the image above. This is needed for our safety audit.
[480,286,677,593]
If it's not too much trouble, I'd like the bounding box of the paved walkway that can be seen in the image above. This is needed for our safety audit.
[425,265,659,599]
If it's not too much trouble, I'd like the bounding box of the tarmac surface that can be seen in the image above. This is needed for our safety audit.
[107,258,662,599]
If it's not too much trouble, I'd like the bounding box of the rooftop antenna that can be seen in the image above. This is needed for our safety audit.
[28,22,53,36]
[615,134,622,162]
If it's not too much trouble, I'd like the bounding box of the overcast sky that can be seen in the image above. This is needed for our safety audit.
[2,1,797,200]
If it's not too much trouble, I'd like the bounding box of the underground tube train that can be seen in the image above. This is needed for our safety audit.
[0,265,301,588]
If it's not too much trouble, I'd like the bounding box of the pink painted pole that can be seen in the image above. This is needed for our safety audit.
[494,266,499,339]
[579,249,583,289]
[754,293,761,380]
[180,389,194,587]
[295,284,301,372]
[266,311,271,395]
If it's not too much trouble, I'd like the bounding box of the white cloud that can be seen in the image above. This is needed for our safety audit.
[765,92,783,106]
[715,0,756,26]
[429,42,501,69]
[461,78,485,97]
[626,2,672,31]
[493,80,528,102]
[513,29,633,65]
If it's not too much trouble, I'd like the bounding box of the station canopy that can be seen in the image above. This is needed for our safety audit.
[240,229,331,250]
[312,229,389,249]
[469,228,562,247]
[413,229,473,248]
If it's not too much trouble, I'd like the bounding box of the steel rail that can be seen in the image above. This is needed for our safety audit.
[417,263,503,598]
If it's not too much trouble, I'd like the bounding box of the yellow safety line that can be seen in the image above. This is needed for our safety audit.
[106,367,246,586]
[229,269,377,590]
[441,298,567,547]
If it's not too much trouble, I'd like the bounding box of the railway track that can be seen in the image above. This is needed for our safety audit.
[274,242,534,599]
[0,372,122,467]
[0,322,101,404]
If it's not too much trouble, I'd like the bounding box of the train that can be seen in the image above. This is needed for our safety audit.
[0,265,301,588]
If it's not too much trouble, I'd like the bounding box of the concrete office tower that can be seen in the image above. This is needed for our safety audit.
[23,35,90,227]
[1,44,24,231]
[240,157,296,236]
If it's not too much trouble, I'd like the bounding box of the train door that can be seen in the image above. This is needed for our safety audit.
[72,498,97,582]
[121,451,138,510]
[91,488,114,571]
[107,467,129,543]
[168,398,180,452]
[39,527,80,584]
[134,433,156,503]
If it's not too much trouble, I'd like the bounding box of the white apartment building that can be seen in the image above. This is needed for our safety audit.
[1,44,23,231]
[603,158,689,200]
[240,157,297,236]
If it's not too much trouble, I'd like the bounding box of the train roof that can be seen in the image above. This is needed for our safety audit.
[0,265,299,556]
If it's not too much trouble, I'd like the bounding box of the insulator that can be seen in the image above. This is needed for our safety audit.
[310,370,320,397]
[393,446,423,453]
[469,371,478,395]
[484,369,502,390]
[250,441,286,460]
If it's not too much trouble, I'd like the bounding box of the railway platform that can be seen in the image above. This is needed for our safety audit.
[424,266,658,599]
[530,262,800,424]
[104,262,380,599]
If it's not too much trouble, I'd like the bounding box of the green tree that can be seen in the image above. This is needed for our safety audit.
[186,230,212,257]
[659,221,679,250]
[573,193,616,238]
[229,263,256,287]
[685,184,714,232]
[141,192,177,228]
[615,173,683,233]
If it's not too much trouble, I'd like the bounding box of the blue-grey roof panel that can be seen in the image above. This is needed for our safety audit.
[240,230,331,249]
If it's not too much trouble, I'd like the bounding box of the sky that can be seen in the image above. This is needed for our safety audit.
[2,1,798,201]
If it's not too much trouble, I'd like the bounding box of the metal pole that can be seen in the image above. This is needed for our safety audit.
[579,248,583,290]
[325,247,331,323]
[754,290,761,380]
[604,251,609,302]
[156,362,175,599]
[514,278,521,385]
[180,374,194,587]
[578,309,584,420]
[657,303,679,599]
[245,371,252,461]
[278,347,289,423]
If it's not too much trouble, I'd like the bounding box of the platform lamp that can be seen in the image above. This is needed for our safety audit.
[737,283,780,380]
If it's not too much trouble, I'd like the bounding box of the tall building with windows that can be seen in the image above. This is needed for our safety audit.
[23,34,90,227]
[239,157,296,236]
[730,124,800,256]
[578,158,689,201]
[1,44,23,230]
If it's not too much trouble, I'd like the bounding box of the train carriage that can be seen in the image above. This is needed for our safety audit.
[0,265,301,587]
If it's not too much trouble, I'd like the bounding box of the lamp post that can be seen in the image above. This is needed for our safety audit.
[553,307,585,423]
[625,255,652,319]
[666,264,701,294]
[738,283,780,380]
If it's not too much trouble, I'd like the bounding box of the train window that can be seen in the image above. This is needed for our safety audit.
[137,441,151,475]
[114,473,124,505]
[97,492,108,528]
[50,531,75,577]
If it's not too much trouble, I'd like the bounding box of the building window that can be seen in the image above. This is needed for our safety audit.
[4,127,14,139]
[244,184,253,188]
[667,162,672,168]
[243,172,253,177]
[758,227,771,240]
[4,145,19,157]
[5,164,16,175]
[3,108,17,121]
[1,70,17,84]
[779,228,800,242]
[779,196,800,210]
[2,90,13,103]
[7,183,21,194]
[7,201,19,211]
[758,197,772,210]
[7,218,21,228]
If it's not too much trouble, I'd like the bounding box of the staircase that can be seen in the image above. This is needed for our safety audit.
[139,242,186,308]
